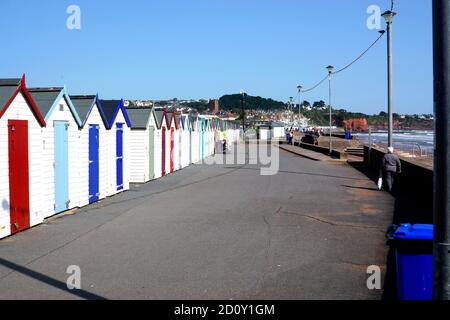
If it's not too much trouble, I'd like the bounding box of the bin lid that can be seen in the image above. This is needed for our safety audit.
[392,224,433,241]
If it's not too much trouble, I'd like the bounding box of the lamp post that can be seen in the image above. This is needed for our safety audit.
[382,10,396,148]
[326,65,334,155]
[297,85,302,128]
[432,0,450,300]
[240,90,246,132]
[289,97,294,125]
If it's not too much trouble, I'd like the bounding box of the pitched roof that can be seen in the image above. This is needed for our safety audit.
[126,108,153,129]
[100,100,121,124]
[28,88,63,118]
[70,95,96,122]
[70,95,108,128]
[0,75,46,126]
[175,112,182,129]
[0,79,22,112]
[28,87,83,126]
[0,86,19,111]
[99,99,132,129]
[154,110,168,128]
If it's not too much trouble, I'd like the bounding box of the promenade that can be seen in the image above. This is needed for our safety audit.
[0,143,394,300]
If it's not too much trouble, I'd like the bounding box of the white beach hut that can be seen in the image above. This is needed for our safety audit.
[70,95,109,207]
[127,107,161,183]
[100,100,132,196]
[181,114,191,168]
[28,87,83,218]
[190,114,200,164]
[155,110,170,177]
[0,76,46,238]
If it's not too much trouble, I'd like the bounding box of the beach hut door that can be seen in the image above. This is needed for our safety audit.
[54,121,69,213]
[179,129,182,169]
[8,120,30,234]
[89,125,100,203]
[162,127,166,176]
[170,128,175,173]
[149,126,155,180]
[116,124,124,191]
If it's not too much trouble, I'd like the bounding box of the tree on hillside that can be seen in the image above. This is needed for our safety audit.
[313,100,326,109]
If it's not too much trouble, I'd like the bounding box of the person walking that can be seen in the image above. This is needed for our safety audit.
[380,147,402,192]
[289,128,294,145]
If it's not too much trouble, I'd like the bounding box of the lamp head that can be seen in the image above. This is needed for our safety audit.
[381,10,396,24]
[326,65,334,74]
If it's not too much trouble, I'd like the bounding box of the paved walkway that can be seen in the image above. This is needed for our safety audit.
[0,144,394,300]
[278,144,340,162]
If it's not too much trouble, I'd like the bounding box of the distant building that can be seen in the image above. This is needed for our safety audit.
[208,99,220,114]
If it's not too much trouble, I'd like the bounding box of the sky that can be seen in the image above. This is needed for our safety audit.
[0,0,433,115]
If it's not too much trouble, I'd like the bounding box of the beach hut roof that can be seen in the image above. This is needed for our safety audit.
[165,111,174,128]
[70,94,108,128]
[100,99,132,129]
[154,110,167,128]
[28,87,83,127]
[0,75,46,126]
[181,114,190,130]
[174,112,182,129]
[126,108,158,129]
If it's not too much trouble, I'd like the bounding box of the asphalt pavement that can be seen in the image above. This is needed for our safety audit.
[0,143,394,300]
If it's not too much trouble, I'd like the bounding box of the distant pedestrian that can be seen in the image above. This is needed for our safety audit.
[380,147,402,192]
[222,139,228,154]
[289,128,294,145]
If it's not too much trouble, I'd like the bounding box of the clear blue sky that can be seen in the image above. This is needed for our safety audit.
[0,0,432,115]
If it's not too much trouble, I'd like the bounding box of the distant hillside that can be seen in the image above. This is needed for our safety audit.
[302,104,434,131]
[219,94,286,111]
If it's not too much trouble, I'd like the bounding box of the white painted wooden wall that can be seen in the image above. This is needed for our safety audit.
[107,110,130,196]
[77,103,108,208]
[41,97,80,219]
[129,129,148,183]
[153,127,162,179]
[0,92,44,239]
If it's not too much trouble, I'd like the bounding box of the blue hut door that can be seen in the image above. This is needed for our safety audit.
[116,123,124,191]
[54,121,69,213]
[89,125,100,203]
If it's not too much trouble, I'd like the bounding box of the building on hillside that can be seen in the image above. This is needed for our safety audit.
[208,99,220,114]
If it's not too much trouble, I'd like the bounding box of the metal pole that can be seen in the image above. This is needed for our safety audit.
[241,93,245,132]
[387,17,394,148]
[329,74,333,154]
[433,0,450,300]
[298,86,302,128]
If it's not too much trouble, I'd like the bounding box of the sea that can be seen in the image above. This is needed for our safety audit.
[354,130,434,155]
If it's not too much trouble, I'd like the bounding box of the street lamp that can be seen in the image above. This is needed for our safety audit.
[289,96,294,125]
[326,65,334,155]
[382,10,396,148]
[297,85,302,128]
[240,90,246,132]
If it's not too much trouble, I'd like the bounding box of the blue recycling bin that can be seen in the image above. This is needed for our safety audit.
[388,224,433,300]
[344,131,351,140]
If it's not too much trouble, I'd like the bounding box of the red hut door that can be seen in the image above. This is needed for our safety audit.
[8,120,30,234]
[162,127,166,176]
[170,128,175,173]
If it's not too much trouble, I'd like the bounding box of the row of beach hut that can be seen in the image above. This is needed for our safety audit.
[0,75,240,239]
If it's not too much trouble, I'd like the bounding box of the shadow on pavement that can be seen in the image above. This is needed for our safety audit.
[347,160,433,301]
[0,258,106,300]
